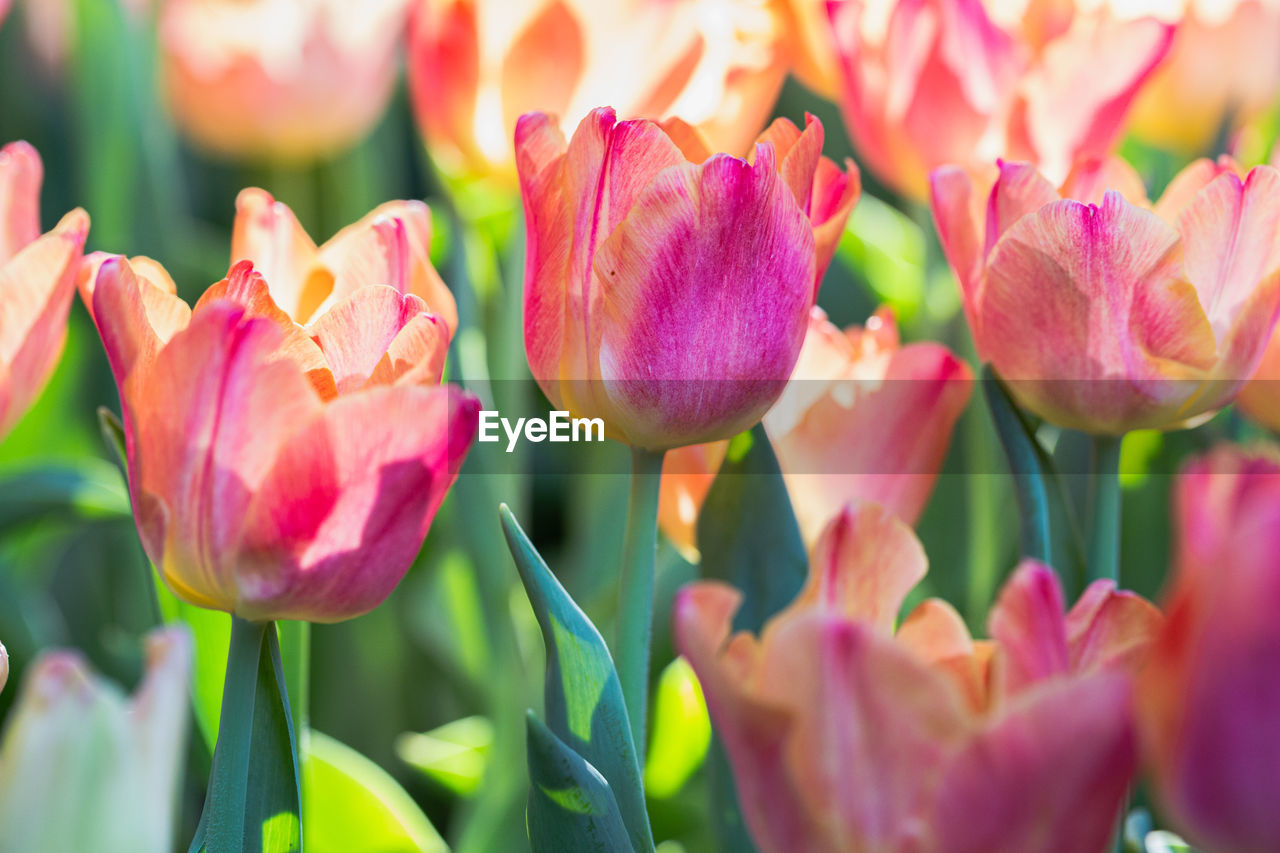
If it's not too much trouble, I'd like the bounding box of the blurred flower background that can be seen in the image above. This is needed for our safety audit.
[1,0,1280,851]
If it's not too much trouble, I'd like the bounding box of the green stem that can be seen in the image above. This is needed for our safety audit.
[1086,434,1124,584]
[616,446,666,752]
[191,618,301,853]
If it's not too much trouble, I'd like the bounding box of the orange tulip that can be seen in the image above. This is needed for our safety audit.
[159,0,411,163]
[1139,446,1280,853]
[407,0,790,180]
[827,0,1173,199]
[932,155,1280,433]
[659,306,971,553]
[79,196,477,623]
[0,141,89,442]
[1127,0,1280,154]
[676,503,1161,853]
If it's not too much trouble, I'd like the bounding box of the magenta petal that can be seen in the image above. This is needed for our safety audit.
[594,147,816,448]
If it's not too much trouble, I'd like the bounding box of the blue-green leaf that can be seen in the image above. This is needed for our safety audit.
[525,712,634,853]
[500,505,653,853]
[0,461,130,528]
[696,422,806,633]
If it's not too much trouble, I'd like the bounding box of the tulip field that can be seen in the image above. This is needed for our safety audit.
[4,1,1280,852]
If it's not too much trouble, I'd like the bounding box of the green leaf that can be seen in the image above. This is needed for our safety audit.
[0,460,130,528]
[643,658,710,799]
[525,712,635,853]
[982,365,1051,563]
[189,619,301,853]
[396,716,494,797]
[305,730,449,853]
[696,422,806,633]
[500,506,653,853]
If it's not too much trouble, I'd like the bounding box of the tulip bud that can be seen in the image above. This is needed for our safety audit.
[1140,446,1280,852]
[159,0,411,163]
[78,196,479,623]
[0,141,89,442]
[0,628,191,853]
[827,0,1173,199]
[932,156,1280,434]
[517,106,838,450]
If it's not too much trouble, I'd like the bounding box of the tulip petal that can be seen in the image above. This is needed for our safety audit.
[930,165,990,337]
[308,285,433,394]
[810,155,861,285]
[932,674,1137,853]
[1177,166,1280,361]
[594,147,815,448]
[0,141,42,265]
[367,311,450,388]
[516,108,687,407]
[658,117,714,163]
[987,561,1070,694]
[982,192,1217,431]
[231,188,319,319]
[755,116,822,216]
[0,209,88,438]
[129,301,324,612]
[1065,579,1162,674]
[1152,156,1242,223]
[795,503,927,632]
[236,384,479,622]
[1059,156,1148,207]
[985,160,1059,259]
[313,200,457,333]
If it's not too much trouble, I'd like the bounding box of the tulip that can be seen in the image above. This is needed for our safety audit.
[827,0,1173,199]
[1126,0,1280,155]
[0,641,7,694]
[0,141,89,442]
[230,187,458,334]
[776,0,842,96]
[931,155,1280,434]
[408,0,789,180]
[79,248,479,622]
[1139,446,1280,853]
[159,0,411,162]
[676,503,1161,853]
[517,106,826,451]
[0,627,191,853]
[659,306,971,553]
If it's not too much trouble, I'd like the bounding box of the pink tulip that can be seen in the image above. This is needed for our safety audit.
[1139,447,1280,853]
[932,155,1280,433]
[407,0,790,180]
[659,306,971,553]
[0,640,7,694]
[0,141,89,442]
[159,0,411,163]
[676,503,1161,853]
[79,245,478,622]
[517,106,840,450]
[827,0,1173,199]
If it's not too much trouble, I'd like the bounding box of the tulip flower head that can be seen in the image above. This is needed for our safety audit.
[0,141,89,442]
[676,503,1161,853]
[932,156,1280,434]
[79,196,479,623]
[160,0,411,162]
[827,0,1174,199]
[518,107,862,450]
[408,0,790,180]
[0,641,7,695]
[659,306,972,554]
[1140,447,1280,853]
[0,628,191,853]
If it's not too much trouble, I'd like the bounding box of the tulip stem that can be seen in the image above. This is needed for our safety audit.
[190,618,301,853]
[1086,434,1124,584]
[616,446,666,753]
[982,366,1051,564]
